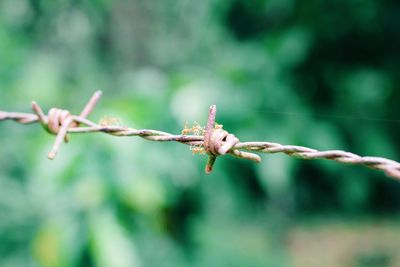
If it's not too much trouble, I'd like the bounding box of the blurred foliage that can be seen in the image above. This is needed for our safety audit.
[0,0,400,266]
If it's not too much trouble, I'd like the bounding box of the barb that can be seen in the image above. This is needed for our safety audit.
[0,91,399,180]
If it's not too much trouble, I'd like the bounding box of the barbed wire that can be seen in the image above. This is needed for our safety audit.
[0,91,399,180]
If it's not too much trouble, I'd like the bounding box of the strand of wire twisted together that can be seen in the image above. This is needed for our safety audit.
[0,91,399,180]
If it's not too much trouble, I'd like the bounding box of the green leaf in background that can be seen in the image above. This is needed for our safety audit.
[0,0,400,266]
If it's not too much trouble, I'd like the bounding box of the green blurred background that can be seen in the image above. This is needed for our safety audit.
[1,0,400,266]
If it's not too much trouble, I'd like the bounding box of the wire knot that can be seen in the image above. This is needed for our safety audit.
[31,91,103,159]
[46,108,75,135]
[204,128,239,156]
[203,105,261,174]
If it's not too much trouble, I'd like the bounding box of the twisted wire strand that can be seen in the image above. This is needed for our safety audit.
[0,91,399,180]
[0,111,204,143]
[235,142,400,179]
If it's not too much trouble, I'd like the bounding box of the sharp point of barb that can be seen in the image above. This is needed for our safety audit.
[31,101,47,124]
[205,155,216,174]
[31,101,38,111]
[48,151,56,160]
[93,90,103,101]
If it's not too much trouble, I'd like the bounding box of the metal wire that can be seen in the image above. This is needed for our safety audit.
[0,91,399,179]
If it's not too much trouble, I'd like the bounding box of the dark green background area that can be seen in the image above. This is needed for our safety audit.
[0,0,399,266]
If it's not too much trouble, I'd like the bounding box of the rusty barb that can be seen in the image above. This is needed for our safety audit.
[1,91,400,180]
[203,105,260,173]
